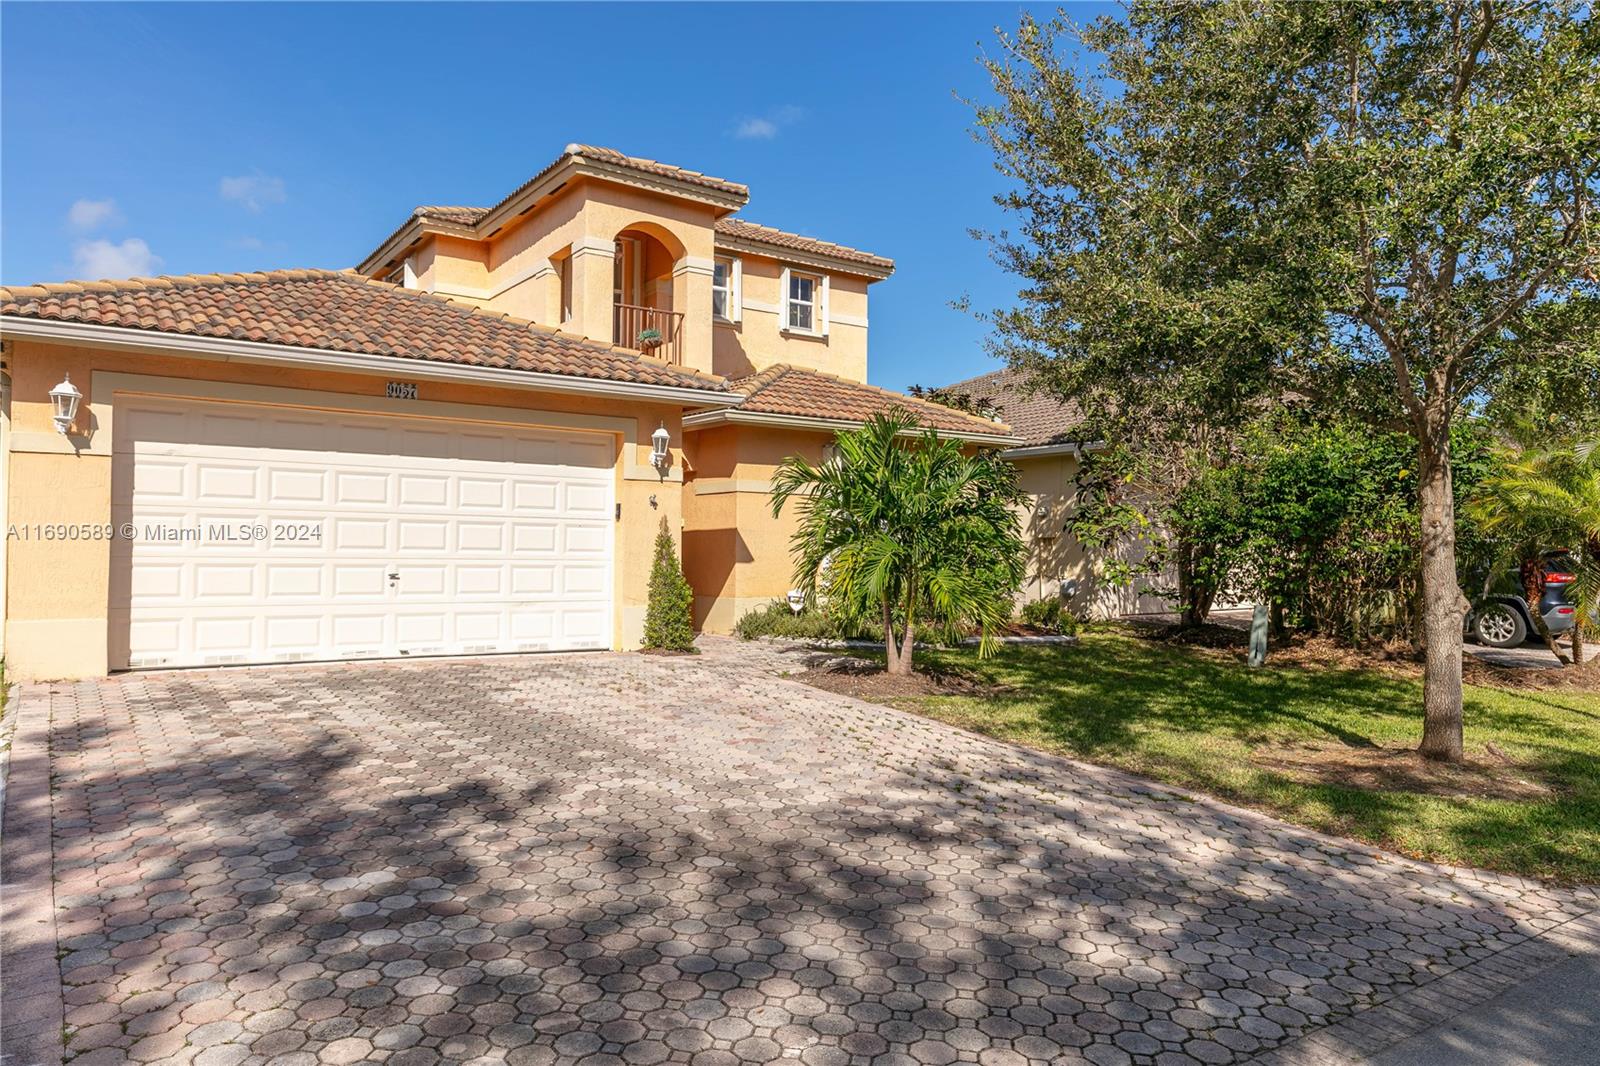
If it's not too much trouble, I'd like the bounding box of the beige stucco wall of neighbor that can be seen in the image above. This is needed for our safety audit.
[1,337,693,680]
[1012,452,1090,608]
[1010,450,1179,619]
[682,423,830,633]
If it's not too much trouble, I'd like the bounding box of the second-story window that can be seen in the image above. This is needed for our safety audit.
[786,270,822,333]
[712,257,740,322]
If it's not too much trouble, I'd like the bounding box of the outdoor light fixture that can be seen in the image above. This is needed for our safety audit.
[50,373,82,435]
[650,422,671,476]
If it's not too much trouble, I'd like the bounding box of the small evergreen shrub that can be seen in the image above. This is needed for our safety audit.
[642,518,696,652]
[1020,597,1079,635]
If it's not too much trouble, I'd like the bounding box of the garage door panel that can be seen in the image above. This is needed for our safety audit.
[333,518,391,552]
[194,563,257,600]
[512,481,561,514]
[399,475,450,508]
[333,471,391,507]
[269,468,329,504]
[267,565,324,599]
[333,565,389,597]
[564,482,610,516]
[113,397,616,669]
[565,525,609,554]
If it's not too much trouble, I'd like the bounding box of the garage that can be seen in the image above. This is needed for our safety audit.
[109,395,616,669]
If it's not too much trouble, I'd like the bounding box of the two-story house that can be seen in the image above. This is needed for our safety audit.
[0,144,1015,679]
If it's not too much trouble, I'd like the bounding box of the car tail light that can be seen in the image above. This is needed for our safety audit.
[1545,572,1574,583]
[1556,606,1574,615]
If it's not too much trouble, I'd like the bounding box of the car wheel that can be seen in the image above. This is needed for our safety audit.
[1473,603,1527,648]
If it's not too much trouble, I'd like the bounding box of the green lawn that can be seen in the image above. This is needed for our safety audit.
[866,631,1600,885]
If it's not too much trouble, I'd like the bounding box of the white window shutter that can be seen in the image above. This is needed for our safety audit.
[820,274,830,336]
[732,258,743,324]
[780,266,792,330]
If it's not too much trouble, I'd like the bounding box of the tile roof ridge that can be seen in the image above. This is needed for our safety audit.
[569,144,748,195]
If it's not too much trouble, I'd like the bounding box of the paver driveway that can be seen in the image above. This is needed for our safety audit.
[3,638,1597,1066]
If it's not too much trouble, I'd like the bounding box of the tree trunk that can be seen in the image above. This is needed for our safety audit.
[882,597,905,675]
[1520,558,1572,665]
[1269,599,1287,641]
[1176,537,1201,629]
[1575,622,1585,666]
[899,618,916,676]
[1417,422,1469,763]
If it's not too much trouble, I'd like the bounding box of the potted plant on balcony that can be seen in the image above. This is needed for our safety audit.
[636,328,663,353]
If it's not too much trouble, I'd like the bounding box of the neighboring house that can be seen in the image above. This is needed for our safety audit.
[0,144,1015,679]
[938,365,1172,619]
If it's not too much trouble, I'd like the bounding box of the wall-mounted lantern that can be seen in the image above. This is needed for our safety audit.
[50,374,82,435]
[650,422,671,477]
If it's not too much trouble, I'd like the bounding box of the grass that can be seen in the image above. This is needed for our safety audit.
[856,629,1600,885]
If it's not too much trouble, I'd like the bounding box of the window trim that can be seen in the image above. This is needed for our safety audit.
[712,256,742,324]
[781,267,828,337]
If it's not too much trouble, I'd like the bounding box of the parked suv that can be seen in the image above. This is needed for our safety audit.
[1467,551,1579,648]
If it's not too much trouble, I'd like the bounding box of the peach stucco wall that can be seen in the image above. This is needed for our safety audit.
[2,338,693,679]
[406,178,878,385]
[711,257,869,382]
[682,423,830,633]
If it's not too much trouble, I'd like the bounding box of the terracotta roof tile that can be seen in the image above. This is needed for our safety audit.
[941,366,1085,447]
[0,269,728,394]
[413,205,489,226]
[563,145,748,200]
[714,219,894,275]
[730,365,1014,439]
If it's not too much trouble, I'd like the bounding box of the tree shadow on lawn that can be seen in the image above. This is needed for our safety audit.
[23,659,1597,1065]
[907,641,1600,883]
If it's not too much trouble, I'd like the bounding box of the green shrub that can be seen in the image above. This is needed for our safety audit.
[642,518,696,652]
[1020,597,1080,635]
[734,600,848,641]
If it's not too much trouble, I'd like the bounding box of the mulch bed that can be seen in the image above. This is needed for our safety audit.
[795,656,1004,700]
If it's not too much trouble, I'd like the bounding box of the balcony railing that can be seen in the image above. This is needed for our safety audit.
[614,303,684,365]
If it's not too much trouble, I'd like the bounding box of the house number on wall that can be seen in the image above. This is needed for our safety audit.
[385,381,419,400]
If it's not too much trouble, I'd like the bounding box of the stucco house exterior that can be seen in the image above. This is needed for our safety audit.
[938,365,1171,619]
[0,144,1015,679]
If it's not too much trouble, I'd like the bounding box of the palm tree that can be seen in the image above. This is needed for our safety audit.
[771,410,1026,675]
[1467,438,1600,665]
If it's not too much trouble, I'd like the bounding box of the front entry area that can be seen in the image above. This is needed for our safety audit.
[109,395,616,668]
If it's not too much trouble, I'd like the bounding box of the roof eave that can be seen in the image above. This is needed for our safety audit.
[0,316,740,408]
[682,407,1021,447]
[358,152,752,276]
[713,234,895,281]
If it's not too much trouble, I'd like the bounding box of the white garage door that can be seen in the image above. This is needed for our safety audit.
[110,396,615,669]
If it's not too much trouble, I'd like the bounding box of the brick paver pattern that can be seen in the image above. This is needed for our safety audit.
[33,639,1597,1066]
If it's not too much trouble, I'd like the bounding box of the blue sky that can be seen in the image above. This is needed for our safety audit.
[1,2,1107,392]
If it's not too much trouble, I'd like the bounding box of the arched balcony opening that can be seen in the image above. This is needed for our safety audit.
[612,224,686,364]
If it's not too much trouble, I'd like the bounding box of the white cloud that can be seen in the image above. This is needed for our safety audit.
[231,236,266,251]
[732,105,807,140]
[67,198,120,231]
[734,118,779,140]
[73,238,161,279]
[219,172,287,212]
